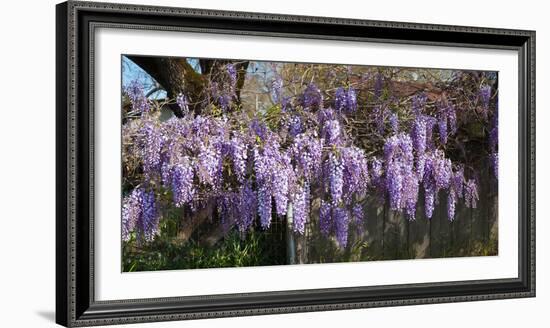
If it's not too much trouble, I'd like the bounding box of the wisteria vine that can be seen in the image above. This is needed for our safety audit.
[122,64,497,248]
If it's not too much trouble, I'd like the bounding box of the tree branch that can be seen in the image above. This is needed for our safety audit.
[126,55,206,117]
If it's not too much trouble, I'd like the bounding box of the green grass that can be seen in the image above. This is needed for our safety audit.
[123,229,286,272]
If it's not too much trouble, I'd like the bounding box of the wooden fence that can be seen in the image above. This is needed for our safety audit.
[294,167,498,264]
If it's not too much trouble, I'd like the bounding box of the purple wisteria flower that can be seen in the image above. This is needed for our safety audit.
[352,204,365,234]
[424,184,436,219]
[341,146,369,198]
[288,115,303,137]
[196,140,222,188]
[323,119,342,146]
[422,150,451,218]
[237,181,257,232]
[334,87,346,112]
[447,104,458,135]
[139,189,160,242]
[319,200,332,236]
[229,134,248,183]
[374,105,386,134]
[253,135,294,225]
[352,204,364,223]
[226,63,237,92]
[333,207,350,248]
[301,83,323,109]
[370,157,384,188]
[452,165,465,198]
[412,93,427,115]
[122,187,159,242]
[271,76,283,103]
[464,178,479,208]
[334,86,358,113]
[253,144,274,227]
[411,115,427,180]
[436,102,458,144]
[250,119,268,141]
[438,108,448,145]
[171,159,195,207]
[126,80,151,113]
[480,84,491,118]
[490,152,498,179]
[347,87,357,113]
[291,132,323,181]
[403,173,419,220]
[433,151,452,191]
[140,120,163,180]
[327,151,344,205]
[218,94,232,111]
[447,189,457,221]
[256,184,272,229]
[423,115,437,151]
[122,187,143,242]
[384,133,415,212]
[292,182,310,234]
[176,93,189,114]
[272,153,292,217]
[317,107,336,126]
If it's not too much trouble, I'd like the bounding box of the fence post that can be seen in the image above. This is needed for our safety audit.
[286,203,296,264]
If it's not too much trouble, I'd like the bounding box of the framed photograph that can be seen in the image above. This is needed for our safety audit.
[56,1,535,326]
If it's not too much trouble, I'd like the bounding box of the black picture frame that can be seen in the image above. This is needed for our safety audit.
[56,1,536,326]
